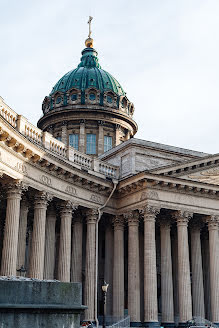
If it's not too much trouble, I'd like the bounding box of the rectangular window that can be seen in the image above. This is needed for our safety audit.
[86,134,96,154]
[104,135,113,152]
[56,136,62,141]
[69,134,79,150]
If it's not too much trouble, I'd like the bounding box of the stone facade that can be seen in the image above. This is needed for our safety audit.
[1,38,219,328]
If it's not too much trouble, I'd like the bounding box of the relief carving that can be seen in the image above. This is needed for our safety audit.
[15,162,28,175]
[140,190,159,201]
[90,194,102,203]
[40,175,52,186]
[65,185,77,195]
[189,168,219,185]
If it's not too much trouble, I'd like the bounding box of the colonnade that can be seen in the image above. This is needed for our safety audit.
[0,181,219,327]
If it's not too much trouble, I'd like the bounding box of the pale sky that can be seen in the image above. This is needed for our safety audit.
[1,0,219,154]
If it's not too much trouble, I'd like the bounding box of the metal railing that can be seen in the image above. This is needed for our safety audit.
[107,316,130,328]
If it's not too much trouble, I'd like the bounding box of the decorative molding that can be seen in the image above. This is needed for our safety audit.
[40,175,52,186]
[90,194,102,203]
[65,185,77,196]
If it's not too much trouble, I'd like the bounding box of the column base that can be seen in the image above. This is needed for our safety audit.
[143,322,160,328]
[130,322,142,327]
[161,322,175,328]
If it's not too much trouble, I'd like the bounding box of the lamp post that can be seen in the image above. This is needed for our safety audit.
[102,281,109,328]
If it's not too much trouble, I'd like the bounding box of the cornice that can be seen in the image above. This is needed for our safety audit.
[116,172,219,199]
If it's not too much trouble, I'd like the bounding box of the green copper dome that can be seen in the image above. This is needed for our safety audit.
[50,48,125,97]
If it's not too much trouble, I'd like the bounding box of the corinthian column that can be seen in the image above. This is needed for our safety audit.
[29,192,51,279]
[190,221,205,318]
[71,212,83,282]
[104,220,114,316]
[174,211,192,326]
[58,201,76,282]
[44,206,56,279]
[113,215,125,319]
[160,219,174,327]
[140,205,160,328]
[84,209,98,321]
[125,211,140,325]
[206,216,219,324]
[1,182,26,276]
[16,197,29,271]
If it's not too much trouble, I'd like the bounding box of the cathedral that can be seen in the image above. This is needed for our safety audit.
[0,22,219,328]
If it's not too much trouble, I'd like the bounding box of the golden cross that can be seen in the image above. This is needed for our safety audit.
[88,16,93,38]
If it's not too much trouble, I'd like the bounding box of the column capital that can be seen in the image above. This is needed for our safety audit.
[190,219,204,231]
[34,191,53,208]
[172,210,193,226]
[73,211,84,224]
[6,180,28,198]
[205,215,219,230]
[159,217,172,230]
[86,208,99,223]
[60,200,78,216]
[112,215,125,229]
[124,211,139,225]
[139,204,160,221]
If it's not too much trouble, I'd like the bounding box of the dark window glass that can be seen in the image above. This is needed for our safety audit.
[89,93,96,101]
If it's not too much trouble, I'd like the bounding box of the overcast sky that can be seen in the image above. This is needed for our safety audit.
[1,0,219,154]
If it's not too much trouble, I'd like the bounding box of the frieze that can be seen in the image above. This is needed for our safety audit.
[40,175,52,186]
[140,190,159,201]
[15,162,28,175]
[65,185,77,196]
[90,194,102,203]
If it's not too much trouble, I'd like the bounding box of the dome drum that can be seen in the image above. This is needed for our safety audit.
[39,44,138,156]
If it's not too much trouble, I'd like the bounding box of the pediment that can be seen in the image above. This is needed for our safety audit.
[149,153,219,186]
[181,167,219,186]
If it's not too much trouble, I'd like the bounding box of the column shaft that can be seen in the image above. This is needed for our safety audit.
[16,198,29,271]
[160,220,174,325]
[141,206,159,326]
[190,225,205,318]
[71,215,83,282]
[28,192,50,279]
[58,202,74,282]
[104,223,114,316]
[207,216,219,323]
[44,207,56,279]
[84,209,98,321]
[1,183,23,276]
[113,216,124,319]
[175,212,192,324]
[126,212,140,324]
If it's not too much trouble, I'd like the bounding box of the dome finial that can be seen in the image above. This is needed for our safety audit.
[85,16,94,48]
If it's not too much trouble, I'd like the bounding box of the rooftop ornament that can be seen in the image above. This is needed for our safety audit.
[85,16,94,48]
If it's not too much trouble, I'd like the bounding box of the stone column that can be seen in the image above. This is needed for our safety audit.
[61,121,68,145]
[104,220,114,316]
[71,212,83,282]
[190,222,205,318]
[125,211,140,325]
[84,209,98,321]
[1,182,25,276]
[44,206,56,279]
[115,124,121,146]
[174,211,192,326]
[171,231,179,317]
[16,197,29,271]
[140,205,159,327]
[58,201,76,282]
[160,219,174,327]
[206,216,219,324]
[29,192,51,279]
[202,232,211,320]
[98,121,104,155]
[79,120,85,153]
[113,215,125,319]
